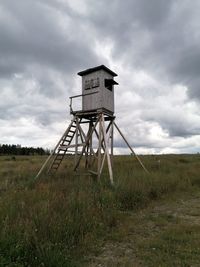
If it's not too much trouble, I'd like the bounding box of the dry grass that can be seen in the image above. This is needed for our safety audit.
[0,154,200,266]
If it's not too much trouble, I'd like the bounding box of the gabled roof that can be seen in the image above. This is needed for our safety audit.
[77,65,118,77]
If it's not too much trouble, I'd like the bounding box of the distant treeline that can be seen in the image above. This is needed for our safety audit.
[0,144,50,156]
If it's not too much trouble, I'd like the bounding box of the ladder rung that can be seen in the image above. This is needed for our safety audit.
[63,135,74,140]
[63,139,70,142]
[63,141,70,144]
[58,149,67,152]
[62,143,70,147]
[48,121,80,172]
[88,170,98,176]
[59,143,85,151]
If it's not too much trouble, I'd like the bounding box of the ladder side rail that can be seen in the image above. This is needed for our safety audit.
[47,118,77,173]
[48,130,76,172]
[51,117,81,167]
[34,118,76,179]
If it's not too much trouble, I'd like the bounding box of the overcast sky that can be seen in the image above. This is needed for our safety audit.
[1,0,200,154]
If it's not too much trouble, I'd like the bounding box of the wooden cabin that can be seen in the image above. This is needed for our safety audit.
[77,65,118,114]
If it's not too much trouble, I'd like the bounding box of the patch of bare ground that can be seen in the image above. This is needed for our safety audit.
[87,190,200,267]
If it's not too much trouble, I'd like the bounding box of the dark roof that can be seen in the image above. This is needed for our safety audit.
[77,65,118,77]
[105,79,119,86]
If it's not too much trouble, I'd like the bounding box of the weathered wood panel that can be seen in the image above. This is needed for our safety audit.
[81,69,114,113]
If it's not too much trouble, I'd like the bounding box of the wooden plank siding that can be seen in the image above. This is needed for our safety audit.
[82,69,114,113]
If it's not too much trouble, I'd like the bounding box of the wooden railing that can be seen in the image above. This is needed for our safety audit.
[69,91,99,113]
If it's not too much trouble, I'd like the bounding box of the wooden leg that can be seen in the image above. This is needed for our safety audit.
[97,114,102,179]
[74,116,100,171]
[110,119,114,168]
[78,123,96,157]
[85,122,93,169]
[89,122,93,168]
[99,124,113,177]
[102,116,114,185]
[114,122,149,173]
[74,116,79,169]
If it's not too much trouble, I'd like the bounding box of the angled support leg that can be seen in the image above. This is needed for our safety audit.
[74,115,100,171]
[74,116,79,168]
[99,122,112,178]
[114,122,149,173]
[102,115,114,185]
[97,115,102,179]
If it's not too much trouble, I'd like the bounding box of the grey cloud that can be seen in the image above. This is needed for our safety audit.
[152,118,200,138]
[141,105,200,138]
[0,0,100,130]
[1,0,200,153]
[0,0,98,78]
[87,0,200,101]
[114,137,165,150]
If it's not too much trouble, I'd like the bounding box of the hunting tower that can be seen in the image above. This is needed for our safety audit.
[78,65,118,113]
[36,65,147,184]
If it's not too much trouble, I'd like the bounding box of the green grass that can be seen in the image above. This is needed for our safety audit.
[0,154,200,266]
[139,224,200,267]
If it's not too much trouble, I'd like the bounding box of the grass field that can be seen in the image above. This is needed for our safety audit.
[0,154,200,266]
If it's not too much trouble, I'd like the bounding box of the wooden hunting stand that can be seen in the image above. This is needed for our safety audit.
[35,65,148,184]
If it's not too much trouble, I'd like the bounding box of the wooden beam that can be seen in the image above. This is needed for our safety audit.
[102,115,114,185]
[34,117,76,179]
[77,123,97,157]
[74,116,100,171]
[114,122,149,173]
[98,114,102,179]
[99,126,112,176]
[89,121,93,168]
[110,119,114,168]
[74,117,79,167]
[85,122,91,169]
[59,143,85,150]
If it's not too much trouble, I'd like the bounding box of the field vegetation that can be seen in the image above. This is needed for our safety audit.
[0,154,200,266]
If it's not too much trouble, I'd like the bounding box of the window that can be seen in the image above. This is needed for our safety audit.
[105,79,113,91]
[85,77,100,90]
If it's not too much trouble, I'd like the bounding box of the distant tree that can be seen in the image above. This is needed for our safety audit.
[0,144,49,156]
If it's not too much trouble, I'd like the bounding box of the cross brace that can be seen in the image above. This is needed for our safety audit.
[35,112,148,184]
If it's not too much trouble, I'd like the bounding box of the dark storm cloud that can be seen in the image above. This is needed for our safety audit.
[88,0,173,53]
[0,0,100,132]
[0,0,98,78]
[87,0,200,101]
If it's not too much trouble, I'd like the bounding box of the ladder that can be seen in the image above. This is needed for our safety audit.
[47,120,77,172]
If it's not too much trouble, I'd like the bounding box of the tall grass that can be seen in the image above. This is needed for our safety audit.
[0,154,200,266]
